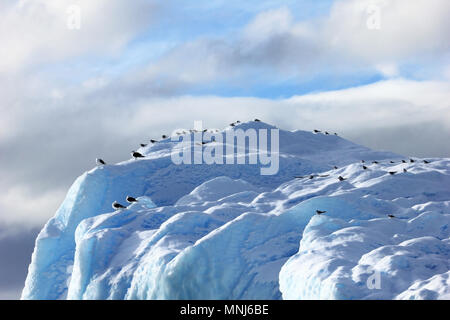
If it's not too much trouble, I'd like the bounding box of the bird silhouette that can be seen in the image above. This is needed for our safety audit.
[338,176,346,181]
[388,171,397,175]
[388,214,395,218]
[96,158,106,166]
[126,196,138,203]
[316,210,326,215]
[131,151,145,159]
[112,201,127,210]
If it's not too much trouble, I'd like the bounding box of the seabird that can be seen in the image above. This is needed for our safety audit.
[402,160,407,163]
[236,120,241,123]
[131,151,145,159]
[390,161,395,164]
[96,158,106,166]
[363,165,368,170]
[162,135,168,139]
[387,214,395,218]
[325,131,330,135]
[230,123,235,127]
[140,143,147,147]
[410,159,415,163]
[372,161,379,164]
[203,129,208,132]
[334,166,338,169]
[112,201,127,210]
[316,210,326,215]
[126,196,138,203]
[388,171,397,175]
[313,129,321,133]
[309,175,315,179]
[150,139,158,143]
[254,119,261,122]
[423,160,430,164]
[403,168,408,173]
[338,176,346,181]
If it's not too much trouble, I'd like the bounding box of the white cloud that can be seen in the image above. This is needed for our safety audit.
[0,0,158,73]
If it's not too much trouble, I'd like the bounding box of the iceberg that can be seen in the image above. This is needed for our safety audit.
[21,121,450,300]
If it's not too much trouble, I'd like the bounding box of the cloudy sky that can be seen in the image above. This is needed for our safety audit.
[1,0,449,299]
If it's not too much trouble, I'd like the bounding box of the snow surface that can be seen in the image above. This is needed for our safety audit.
[21,121,450,300]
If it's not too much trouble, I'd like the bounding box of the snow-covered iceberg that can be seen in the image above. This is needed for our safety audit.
[22,121,450,300]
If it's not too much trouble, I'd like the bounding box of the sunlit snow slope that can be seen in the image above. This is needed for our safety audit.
[22,122,450,300]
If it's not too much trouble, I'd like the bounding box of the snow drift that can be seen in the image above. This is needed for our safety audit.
[21,121,450,300]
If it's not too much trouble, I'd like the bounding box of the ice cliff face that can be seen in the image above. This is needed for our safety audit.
[21,122,450,299]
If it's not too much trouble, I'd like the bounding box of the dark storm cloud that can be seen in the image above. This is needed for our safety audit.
[0,226,40,299]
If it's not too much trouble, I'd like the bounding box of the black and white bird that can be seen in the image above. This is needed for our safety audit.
[96,158,106,166]
[316,210,326,215]
[372,161,379,164]
[363,165,368,170]
[162,135,168,139]
[403,168,408,173]
[388,214,395,218]
[423,160,430,164]
[150,139,158,143]
[140,143,147,147]
[254,119,261,122]
[313,129,321,133]
[410,159,415,163]
[126,196,138,203]
[112,201,127,210]
[338,176,346,181]
[388,171,397,175]
[402,160,407,163]
[131,151,145,159]
[325,131,330,135]
[230,123,236,127]
[390,161,395,164]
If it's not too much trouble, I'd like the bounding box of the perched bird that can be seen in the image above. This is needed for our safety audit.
[334,166,338,169]
[390,161,395,164]
[131,151,145,159]
[403,168,408,173]
[313,129,321,133]
[236,121,241,123]
[309,175,315,179]
[230,123,235,127]
[112,201,127,210]
[96,158,106,166]
[410,159,415,163]
[316,210,326,215]
[203,129,208,132]
[140,143,147,147]
[388,171,397,175]
[150,139,158,143]
[363,165,368,170]
[126,196,138,203]
[372,161,379,164]
[162,135,168,139]
[325,131,330,135]
[388,214,395,218]
[254,119,261,122]
[338,176,346,181]
[423,160,430,164]
[402,160,407,163]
